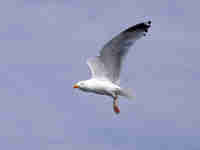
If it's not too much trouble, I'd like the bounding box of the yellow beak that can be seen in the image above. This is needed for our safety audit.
[73,84,79,88]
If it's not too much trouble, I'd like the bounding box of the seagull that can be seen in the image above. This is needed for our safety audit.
[73,21,151,114]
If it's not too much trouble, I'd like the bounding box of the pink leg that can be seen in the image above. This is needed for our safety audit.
[113,96,120,114]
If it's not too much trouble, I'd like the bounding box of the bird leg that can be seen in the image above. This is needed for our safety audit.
[113,96,120,114]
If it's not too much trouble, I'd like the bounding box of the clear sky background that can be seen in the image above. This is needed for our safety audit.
[0,0,200,149]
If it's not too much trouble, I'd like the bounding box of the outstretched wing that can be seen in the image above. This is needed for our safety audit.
[87,56,109,80]
[87,21,152,83]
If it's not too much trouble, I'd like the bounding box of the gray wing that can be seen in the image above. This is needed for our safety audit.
[87,21,151,83]
[87,56,109,80]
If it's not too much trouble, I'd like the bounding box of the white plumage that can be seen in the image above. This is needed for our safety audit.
[74,21,152,114]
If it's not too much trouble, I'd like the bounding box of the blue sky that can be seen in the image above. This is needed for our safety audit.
[0,0,200,149]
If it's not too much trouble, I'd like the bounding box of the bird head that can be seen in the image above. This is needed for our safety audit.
[73,81,86,89]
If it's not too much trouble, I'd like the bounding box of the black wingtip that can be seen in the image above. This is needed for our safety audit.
[124,20,152,33]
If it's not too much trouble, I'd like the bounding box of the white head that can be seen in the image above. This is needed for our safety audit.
[73,80,87,89]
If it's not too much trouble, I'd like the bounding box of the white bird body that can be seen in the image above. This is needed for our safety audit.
[78,79,121,98]
[74,21,152,114]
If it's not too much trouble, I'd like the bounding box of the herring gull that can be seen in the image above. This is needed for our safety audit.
[73,21,152,114]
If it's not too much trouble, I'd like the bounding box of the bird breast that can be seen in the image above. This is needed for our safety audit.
[85,79,121,95]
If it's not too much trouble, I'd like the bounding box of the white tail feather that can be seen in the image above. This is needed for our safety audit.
[119,88,136,100]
